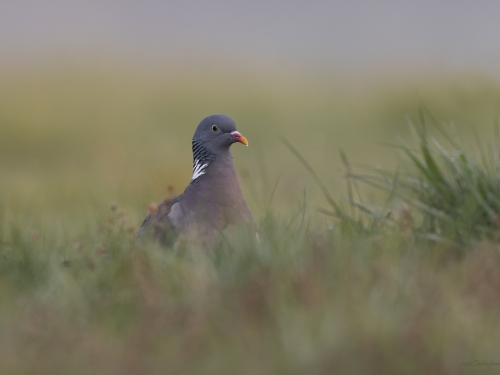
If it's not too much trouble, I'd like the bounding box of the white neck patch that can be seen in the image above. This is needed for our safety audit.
[191,159,209,181]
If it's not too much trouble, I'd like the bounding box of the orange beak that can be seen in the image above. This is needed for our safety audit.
[230,131,249,146]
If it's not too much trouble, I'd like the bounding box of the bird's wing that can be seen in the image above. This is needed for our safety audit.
[136,196,181,246]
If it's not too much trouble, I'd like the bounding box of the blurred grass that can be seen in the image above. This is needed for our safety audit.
[2,60,500,374]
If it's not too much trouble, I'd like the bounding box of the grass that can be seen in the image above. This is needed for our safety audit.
[2,61,500,374]
[338,108,500,245]
[2,204,500,374]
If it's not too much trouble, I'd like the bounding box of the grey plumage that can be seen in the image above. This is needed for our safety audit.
[137,114,255,246]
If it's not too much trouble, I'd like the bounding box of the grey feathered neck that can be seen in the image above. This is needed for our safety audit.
[191,140,216,182]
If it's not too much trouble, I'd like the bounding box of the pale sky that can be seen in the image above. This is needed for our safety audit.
[2,1,500,73]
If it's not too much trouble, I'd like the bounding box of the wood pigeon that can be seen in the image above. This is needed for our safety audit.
[137,114,255,246]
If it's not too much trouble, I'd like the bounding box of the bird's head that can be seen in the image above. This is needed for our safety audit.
[192,114,248,153]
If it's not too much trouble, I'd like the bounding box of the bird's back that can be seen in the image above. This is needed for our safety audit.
[136,195,180,246]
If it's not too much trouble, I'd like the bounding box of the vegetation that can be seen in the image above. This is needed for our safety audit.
[1,62,500,374]
[319,108,500,245]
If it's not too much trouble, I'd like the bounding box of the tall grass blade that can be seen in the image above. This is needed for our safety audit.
[281,137,342,217]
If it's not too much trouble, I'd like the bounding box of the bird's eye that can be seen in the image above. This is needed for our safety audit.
[211,125,218,132]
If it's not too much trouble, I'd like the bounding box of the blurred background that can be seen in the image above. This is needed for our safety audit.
[2,0,500,225]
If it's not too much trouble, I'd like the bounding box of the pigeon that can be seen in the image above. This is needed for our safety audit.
[137,114,255,246]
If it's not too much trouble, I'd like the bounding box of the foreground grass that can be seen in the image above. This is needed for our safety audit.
[1,203,500,375]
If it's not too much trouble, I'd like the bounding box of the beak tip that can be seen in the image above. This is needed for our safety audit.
[240,135,249,146]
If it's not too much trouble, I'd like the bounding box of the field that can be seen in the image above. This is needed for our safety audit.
[2,60,500,374]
